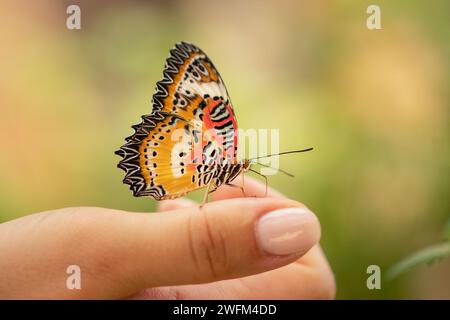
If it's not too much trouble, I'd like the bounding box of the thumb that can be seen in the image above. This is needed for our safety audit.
[65,198,320,298]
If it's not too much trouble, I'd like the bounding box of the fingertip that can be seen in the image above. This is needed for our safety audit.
[255,206,321,256]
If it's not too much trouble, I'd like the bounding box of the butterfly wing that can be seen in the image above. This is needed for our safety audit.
[115,42,238,199]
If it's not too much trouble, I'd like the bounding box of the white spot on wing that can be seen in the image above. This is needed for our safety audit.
[171,141,191,177]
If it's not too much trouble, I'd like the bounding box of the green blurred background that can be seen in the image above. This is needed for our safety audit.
[0,0,448,299]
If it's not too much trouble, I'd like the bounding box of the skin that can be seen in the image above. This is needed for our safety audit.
[0,177,335,299]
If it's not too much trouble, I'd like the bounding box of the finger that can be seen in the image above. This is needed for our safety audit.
[73,198,320,298]
[213,175,283,201]
[205,175,335,299]
[131,246,335,300]
[158,198,196,212]
[198,246,336,300]
[133,176,333,300]
[229,246,336,299]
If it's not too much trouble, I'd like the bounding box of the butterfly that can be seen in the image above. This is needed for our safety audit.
[115,42,312,202]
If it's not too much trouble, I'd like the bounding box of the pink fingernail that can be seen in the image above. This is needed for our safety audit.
[256,207,318,255]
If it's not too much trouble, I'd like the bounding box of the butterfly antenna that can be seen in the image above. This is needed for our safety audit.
[248,148,313,161]
[253,162,295,178]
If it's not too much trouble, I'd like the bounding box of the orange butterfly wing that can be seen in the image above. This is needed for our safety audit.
[116,42,238,199]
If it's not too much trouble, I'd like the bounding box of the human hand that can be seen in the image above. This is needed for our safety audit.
[0,177,335,299]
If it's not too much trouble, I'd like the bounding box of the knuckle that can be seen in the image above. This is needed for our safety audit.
[187,208,229,281]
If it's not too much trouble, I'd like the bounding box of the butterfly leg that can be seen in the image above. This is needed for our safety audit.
[200,175,216,207]
[225,183,246,197]
[200,184,211,207]
[249,168,268,197]
[208,185,219,194]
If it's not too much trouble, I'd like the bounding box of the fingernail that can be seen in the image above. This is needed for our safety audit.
[256,207,318,255]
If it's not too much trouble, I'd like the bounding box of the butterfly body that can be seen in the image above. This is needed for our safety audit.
[115,42,245,200]
[157,160,251,200]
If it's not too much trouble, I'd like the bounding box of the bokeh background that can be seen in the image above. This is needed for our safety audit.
[0,0,448,299]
